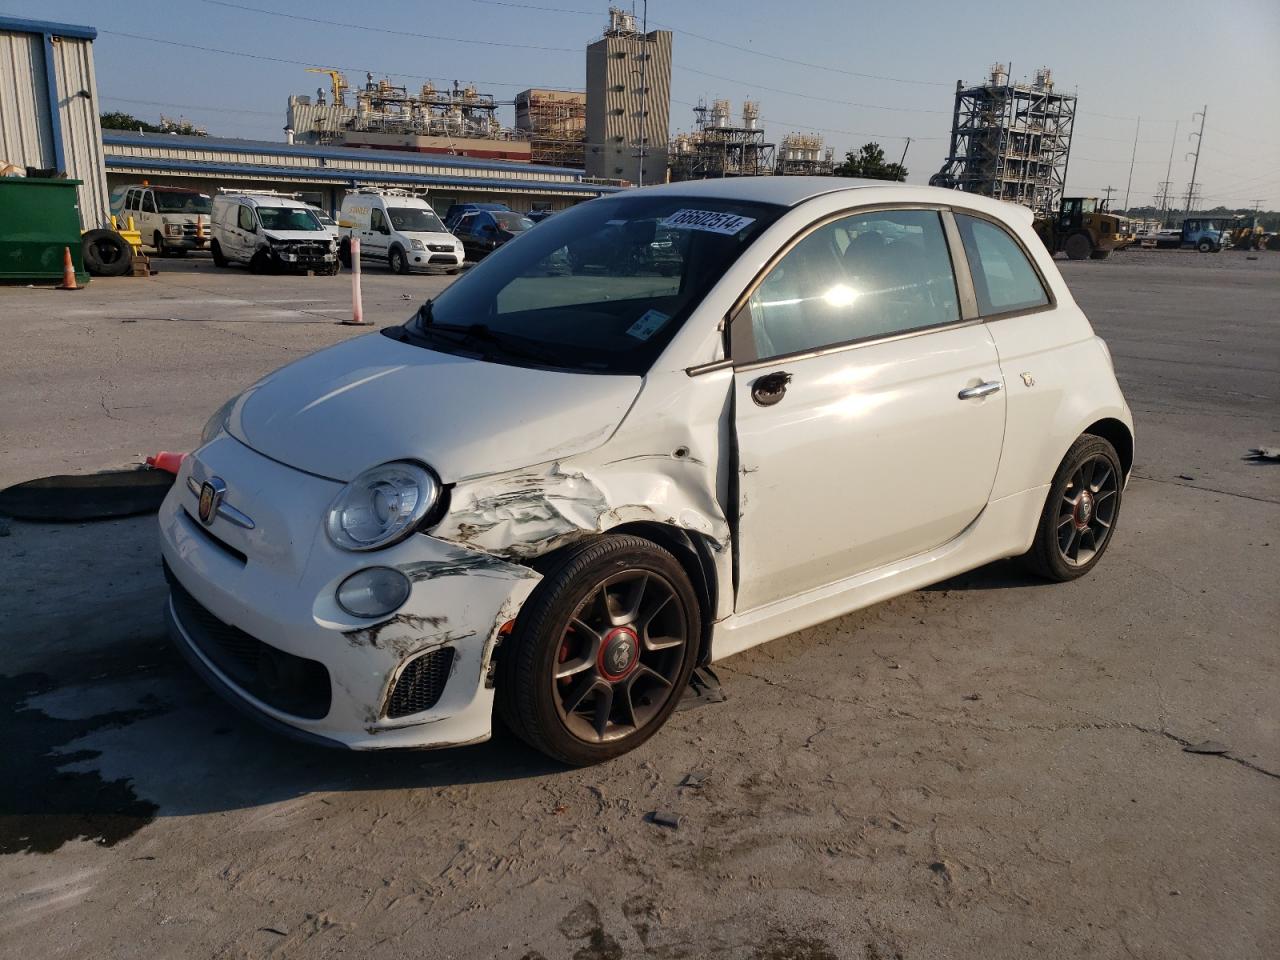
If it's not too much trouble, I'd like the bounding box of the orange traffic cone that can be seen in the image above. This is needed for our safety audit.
[145,451,188,474]
[59,245,80,290]
[196,218,205,240]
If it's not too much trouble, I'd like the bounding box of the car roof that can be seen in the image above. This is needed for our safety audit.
[622,176,1034,222]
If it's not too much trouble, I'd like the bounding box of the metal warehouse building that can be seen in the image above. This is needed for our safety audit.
[103,132,620,216]
[0,16,110,226]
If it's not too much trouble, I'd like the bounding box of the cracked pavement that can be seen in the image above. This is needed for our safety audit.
[1,250,1277,958]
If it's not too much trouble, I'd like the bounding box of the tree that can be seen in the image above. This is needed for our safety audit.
[833,142,906,182]
[99,111,207,136]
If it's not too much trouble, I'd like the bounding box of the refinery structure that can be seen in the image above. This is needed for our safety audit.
[929,63,1076,216]
[278,7,892,187]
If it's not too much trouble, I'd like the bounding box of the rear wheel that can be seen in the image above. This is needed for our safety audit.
[339,238,352,268]
[210,239,227,267]
[497,535,700,766]
[1023,434,1123,582]
[1064,233,1093,261]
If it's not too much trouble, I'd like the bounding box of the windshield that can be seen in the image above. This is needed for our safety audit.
[493,212,534,233]
[155,192,212,214]
[390,206,446,232]
[1080,198,1098,214]
[313,210,336,226]
[396,194,784,374]
[257,207,323,231]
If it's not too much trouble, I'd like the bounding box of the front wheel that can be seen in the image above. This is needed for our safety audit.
[210,239,227,267]
[497,535,700,766]
[388,246,410,275]
[1064,233,1093,261]
[1023,434,1123,582]
[1197,239,1214,253]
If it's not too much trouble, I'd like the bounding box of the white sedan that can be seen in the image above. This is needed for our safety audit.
[161,177,1133,765]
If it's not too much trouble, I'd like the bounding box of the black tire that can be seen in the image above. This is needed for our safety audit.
[339,238,352,268]
[497,535,701,766]
[1197,239,1213,253]
[152,232,168,258]
[210,239,227,267]
[1064,233,1093,261]
[1089,248,1112,260]
[1023,434,1124,582]
[249,249,272,275]
[81,229,133,277]
[388,245,410,275]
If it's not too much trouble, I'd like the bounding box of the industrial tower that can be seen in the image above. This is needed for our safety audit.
[930,64,1076,217]
[585,7,673,185]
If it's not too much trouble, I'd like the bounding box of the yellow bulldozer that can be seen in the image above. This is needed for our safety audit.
[1033,197,1135,261]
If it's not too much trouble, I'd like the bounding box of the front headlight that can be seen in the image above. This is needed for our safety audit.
[201,395,238,445]
[326,461,439,551]
[410,239,426,250]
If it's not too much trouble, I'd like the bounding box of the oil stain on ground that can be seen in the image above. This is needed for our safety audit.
[0,668,169,854]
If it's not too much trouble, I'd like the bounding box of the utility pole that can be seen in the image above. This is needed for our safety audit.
[1183,105,1207,219]
[1102,185,1118,205]
[898,137,912,181]
[635,0,649,187]
[1159,119,1178,226]
[1123,115,1140,211]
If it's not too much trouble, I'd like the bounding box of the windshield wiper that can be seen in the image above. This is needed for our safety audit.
[423,322,564,367]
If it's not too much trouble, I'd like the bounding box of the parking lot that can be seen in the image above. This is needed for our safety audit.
[1,249,1277,958]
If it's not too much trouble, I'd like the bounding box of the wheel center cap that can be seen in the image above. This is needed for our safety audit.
[1075,491,1095,529]
[598,626,640,682]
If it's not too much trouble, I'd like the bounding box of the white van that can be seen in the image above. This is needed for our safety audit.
[210,191,338,274]
[338,189,463,274]
[113,184,212,257]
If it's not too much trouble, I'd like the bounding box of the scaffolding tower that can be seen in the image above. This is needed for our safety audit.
[515,89,587,168]
[929,64,1076,217]
[776,133,834,176]
[669,99,776,181]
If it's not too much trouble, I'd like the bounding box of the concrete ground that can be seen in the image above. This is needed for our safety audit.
[1,249,1277,959]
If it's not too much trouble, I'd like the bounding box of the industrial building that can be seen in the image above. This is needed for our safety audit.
[286,72,531,162]
[776,133,834,177]
[0,15,110,226]
[102,131,618,216]
[515,88,587,168]
[930,63,1076,217]
[585,7,672,186]
[669,100,775,181]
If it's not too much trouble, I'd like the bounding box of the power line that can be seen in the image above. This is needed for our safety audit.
[198,0,578,51]
[674,65,950,114]
[101,95,280,117]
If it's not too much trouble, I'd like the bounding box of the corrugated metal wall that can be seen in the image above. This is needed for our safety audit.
[0,29,56,172]
[585,30,671,184]
[49,34,109,226]
[0,26,109,228]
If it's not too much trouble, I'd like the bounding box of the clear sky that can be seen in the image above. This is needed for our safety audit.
[5,0,1278,208]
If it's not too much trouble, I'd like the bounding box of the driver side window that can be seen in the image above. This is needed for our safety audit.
[141,192,156,214]
[237,205,256,231]
[371,208,386,232]
[745,209,960,361]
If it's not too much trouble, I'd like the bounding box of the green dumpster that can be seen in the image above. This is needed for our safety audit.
[0,177,89,285]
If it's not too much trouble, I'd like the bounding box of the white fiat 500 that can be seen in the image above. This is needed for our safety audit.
[161,178,1132,765]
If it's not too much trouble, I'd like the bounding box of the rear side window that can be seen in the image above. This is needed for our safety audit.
[955,215,1049,315]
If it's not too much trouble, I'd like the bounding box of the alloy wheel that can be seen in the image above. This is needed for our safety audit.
[1057,454,1119,566]
[551,570,688,743]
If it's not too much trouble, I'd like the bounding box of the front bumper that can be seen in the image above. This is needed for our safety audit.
[269,247,337,272]
[409,247,463,270]
[159,436,541,749]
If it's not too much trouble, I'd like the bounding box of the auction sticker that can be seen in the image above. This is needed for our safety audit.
[626,309,671,341]
[661,209,756,235]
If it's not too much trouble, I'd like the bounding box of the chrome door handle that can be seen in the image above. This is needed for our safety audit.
[958,380,1002,400]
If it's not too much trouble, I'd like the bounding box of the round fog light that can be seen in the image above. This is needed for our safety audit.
[336,567,411,619]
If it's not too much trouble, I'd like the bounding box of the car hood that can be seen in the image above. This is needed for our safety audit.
[227,332,642,483]
[401,231,457,244]
[263,229,332,242]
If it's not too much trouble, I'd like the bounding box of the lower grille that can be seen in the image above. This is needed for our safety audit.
[167,569,331,720]
[386,648,454,718]
[428,255,457,264]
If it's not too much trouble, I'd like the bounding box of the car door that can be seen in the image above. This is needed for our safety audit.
[455,213,481,259]
[365,207,390,260]
[731,207,1007,612]
[234,203,258,261]
[140,190,159,244]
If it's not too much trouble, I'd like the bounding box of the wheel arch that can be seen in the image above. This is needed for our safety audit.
[1082,417,1133,480]
[526,523,720,666]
